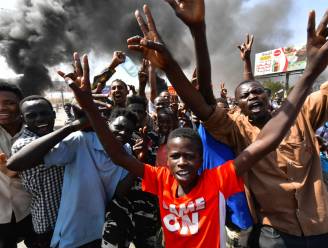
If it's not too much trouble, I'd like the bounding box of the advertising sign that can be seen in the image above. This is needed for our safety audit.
[254,45,306,76]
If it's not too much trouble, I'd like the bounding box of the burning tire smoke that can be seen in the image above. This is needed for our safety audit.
[0,0,292,95]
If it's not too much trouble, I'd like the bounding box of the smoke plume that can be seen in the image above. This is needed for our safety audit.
[0,0,293,96]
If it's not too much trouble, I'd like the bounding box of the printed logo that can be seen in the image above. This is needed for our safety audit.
[162,197,205,235]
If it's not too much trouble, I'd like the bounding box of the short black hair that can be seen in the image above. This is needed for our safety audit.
[234,79,263,98]
[20,95,53,110]
[168,128,203,157]
[109,108,138,130]
[126,95,147,109]
[111,79,128,89]
[157,107,178,122]
[0,81,24,100]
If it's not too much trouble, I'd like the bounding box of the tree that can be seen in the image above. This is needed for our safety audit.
[262,80,284,96]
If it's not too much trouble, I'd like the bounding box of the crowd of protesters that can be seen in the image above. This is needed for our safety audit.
[1,1,328,248]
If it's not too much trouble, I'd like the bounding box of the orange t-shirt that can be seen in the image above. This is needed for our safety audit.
[142,160,244,248]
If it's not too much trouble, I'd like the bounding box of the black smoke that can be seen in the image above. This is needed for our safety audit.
[0,0,293,95]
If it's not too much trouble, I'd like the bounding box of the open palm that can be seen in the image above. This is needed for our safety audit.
[165,0,205,26]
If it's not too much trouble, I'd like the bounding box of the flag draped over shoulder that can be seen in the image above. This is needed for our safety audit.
[198,124,253,229]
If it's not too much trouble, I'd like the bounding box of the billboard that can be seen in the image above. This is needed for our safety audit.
[254,45,306,76]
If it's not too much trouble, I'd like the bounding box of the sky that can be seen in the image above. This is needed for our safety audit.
[260,0,326,45]
[0,0,327,85]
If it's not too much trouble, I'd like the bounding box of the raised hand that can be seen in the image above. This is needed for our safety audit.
[304,10,328,78]
[133,126,149,161]
[111,51,126,68]
[58,52,93,110]
[127,5,173,70]
[237,34,254,61]
[138,59,149,86]
[165,0,205,27]
[128,84,137,95]
[220,82,227,98]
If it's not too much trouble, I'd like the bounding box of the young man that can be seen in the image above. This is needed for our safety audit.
[126,95,149,129]
[155,108,179,167]
[7,105,135,247]
[110,79,129,108]
[126,1,328,247]
[92,51,126,93]
[0,82,34,248]
[59,4,327,246]
[153,95,170,113]
[10,95,64,247]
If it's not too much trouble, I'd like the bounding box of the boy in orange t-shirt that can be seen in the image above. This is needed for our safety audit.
[143,128,244,247]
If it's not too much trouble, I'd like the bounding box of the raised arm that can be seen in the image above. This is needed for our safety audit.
[234,10,328,176]
[127,5,213,121]
[115,126,149,197]
[61,53,145,178]
[238,34,254,81]
[166,0,215,105]
[220,82,227,99]
[138,59,149,99]
[166,0,216,106]
[148,62,158,103]
[92,51,126,93]
[7,120,84,171]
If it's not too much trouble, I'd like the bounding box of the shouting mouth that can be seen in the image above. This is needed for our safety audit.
[249,101,264,113]
[114,93,122,100]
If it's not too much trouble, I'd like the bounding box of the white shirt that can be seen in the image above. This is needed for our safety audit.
[0,125,31,224]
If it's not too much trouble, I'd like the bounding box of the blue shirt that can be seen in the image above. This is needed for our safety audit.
[316,122,328,141]
[44,131,129,248]
[320,152,328,173]
[198,124,253,229]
